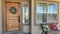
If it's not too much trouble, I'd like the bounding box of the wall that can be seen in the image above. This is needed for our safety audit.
[31,0,60,34]
[0,0,2,34]
[23,25,31,33]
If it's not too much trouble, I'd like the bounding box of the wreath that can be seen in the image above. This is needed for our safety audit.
[9,7,17,14]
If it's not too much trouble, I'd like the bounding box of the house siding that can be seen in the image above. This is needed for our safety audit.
[0,0,60,34]
[31,0,60,34]
[0,0,2,34]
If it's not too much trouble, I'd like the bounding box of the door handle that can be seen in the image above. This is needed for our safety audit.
[18,16,20,22]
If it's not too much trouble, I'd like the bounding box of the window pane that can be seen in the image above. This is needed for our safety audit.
[36,13,47,22]
[36,13,43,22]
[36,3,46,13]
[48,4,58,13]
[42,13,47,22]
[36,3,47,23]
[48,13,57,23]
[48,3,58,23]
[23,3,29,24]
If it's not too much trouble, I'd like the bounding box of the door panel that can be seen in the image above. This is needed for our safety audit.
[6,2,20,31]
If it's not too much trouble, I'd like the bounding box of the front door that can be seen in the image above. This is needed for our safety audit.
[5,2,20,32]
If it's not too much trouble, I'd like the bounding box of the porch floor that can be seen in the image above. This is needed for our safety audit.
[3,31,30,34]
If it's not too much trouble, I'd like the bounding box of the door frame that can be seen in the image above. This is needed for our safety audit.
[3,1,23,32]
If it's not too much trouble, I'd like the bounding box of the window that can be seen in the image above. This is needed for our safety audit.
[36,2,58,24]
[22,2,29,24]
[36,3,47,24]
[48,4,58,23]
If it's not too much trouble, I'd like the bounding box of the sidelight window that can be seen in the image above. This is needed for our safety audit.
[22,2,29,24]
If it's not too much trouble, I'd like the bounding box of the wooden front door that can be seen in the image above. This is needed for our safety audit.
[6,2,20,32]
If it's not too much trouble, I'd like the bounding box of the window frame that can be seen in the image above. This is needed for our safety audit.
[47,3,58,23]
[22,2,30,24]
[35,1,59,24]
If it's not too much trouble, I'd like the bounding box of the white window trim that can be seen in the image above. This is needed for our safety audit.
[22,2,29,24]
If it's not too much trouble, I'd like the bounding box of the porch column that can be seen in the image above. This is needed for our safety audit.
[31,0,34,34]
